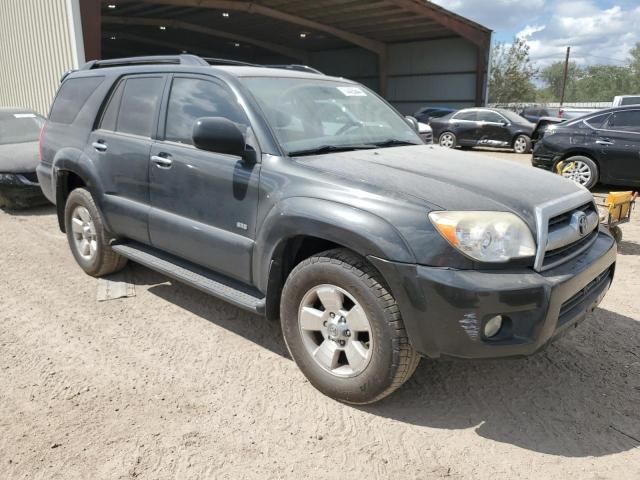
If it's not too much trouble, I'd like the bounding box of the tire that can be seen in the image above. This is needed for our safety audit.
[556,155,599,190]
[513,134,532,154]
[280,248,420,404]
[439,131,456,148]
[64,188,127,277]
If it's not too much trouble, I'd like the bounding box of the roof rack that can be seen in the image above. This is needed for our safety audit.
[81,54,209,70]
[77,54,324,75]
[265,64,323,74]
[201,57,257,67]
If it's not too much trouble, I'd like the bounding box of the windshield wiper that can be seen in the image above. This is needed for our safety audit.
[288,144,377,157]
[372,139,421,148]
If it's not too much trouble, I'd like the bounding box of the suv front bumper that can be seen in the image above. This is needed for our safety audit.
[369,229,616,359]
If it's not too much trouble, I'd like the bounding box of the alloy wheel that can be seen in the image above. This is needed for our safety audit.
[561,160,592,186]
[298,284,373,377]
[439,133,455,148]
[71,206,98,261]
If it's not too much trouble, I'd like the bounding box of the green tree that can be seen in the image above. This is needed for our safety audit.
[538,61,581,102]
[575,65,636,101]
[488,37,537,103]
[629,42,640,91]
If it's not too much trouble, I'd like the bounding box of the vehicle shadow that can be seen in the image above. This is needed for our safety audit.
[126,265,639,458]
[0,203,55,216]
[361,308,640,457]
[128,263,289,359]
[618,240,640,256]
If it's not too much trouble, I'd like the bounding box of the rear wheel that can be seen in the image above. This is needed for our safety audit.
[513,134,531,154]
[557,155,599,190]
[64,188,127,277]
[280,249,420,404]
[439,131,456,148]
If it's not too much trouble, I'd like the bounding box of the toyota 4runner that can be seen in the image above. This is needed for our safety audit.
[38,55,616,404]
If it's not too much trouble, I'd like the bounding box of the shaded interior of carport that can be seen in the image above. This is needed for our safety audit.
[82,1,491,113]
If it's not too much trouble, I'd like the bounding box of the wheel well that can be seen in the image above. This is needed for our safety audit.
[264,235,343,321]
[56,171,86,232]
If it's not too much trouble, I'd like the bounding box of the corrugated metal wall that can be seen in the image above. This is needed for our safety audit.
[310,37,482,115]
[0,0,84,115]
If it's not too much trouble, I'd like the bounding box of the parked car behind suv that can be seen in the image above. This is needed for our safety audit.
[38,55,616,404]
[0,108,47,208]
[430,107,535,153]
[520,105,599,123]
[532,106,640,189]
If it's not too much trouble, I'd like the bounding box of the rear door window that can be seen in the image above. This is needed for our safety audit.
[49,76,104,124]
[585,113,610,129]
[453,111,477,121]
[606,110,640,133]
[99,81,125,131]
[477,111,504,123]
[164,77,247,145]
[116,76,165,137]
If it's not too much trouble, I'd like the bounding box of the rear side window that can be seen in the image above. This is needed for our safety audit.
[116,76,165,137]
[453,111,477,121]
[606,110,640,132]
[0,113,44,144]
[620,97,640,106]
[164,77,248,145]
[49,76,104,124]
[99,81,125,131]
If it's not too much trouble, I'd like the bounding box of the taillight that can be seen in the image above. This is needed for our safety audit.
[38,122,47,162]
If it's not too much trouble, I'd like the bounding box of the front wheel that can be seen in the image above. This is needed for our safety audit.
[280,249,420,404]
[439,131,457,148]
[64,188,127,277]
[513,134,532,154]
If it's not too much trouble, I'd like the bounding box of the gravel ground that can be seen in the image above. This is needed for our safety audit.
[1,150,639,479]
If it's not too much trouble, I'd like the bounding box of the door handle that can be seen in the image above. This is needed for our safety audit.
[92,141,107,152]
[151,155,173,168]
[596,139,614,145]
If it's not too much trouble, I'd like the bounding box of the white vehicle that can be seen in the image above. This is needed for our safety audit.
[612,95,640,107]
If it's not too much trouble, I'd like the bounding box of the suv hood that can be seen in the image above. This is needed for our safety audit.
[295,145,583,230]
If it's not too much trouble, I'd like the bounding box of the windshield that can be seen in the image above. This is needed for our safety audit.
[241,77,421,155]
[0,112,44,145]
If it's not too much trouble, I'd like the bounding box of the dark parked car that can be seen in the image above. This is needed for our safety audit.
[520,105,599,123]
[414,106,456,124]
[0,108,47,208]
[430,108,535,153]
[38,55,615,404]
[532,106,640,189]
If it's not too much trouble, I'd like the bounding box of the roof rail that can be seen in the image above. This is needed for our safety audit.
[81,54,209,70]
[265,64,324,74]
[201,57,257,67]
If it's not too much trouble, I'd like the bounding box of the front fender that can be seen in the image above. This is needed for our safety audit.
[253,197,416,292]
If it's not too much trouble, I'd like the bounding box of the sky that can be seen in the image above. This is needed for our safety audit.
[431,0,640,68]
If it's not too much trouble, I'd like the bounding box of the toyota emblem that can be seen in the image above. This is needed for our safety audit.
[571,211,589,237]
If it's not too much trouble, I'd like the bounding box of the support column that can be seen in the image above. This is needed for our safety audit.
[79,0,101,60]
[475,43,487,106]
[378,46,388,98]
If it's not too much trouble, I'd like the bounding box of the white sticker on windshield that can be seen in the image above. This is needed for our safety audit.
[13,113,36,118]
[337,86,367,97]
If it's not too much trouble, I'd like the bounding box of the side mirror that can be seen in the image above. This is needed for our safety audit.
[501,120,509,126]
[192,117,248,159]
[405,115,420,132]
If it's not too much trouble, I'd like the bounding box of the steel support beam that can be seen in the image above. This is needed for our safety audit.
[104,0,386,55]
[103,16,307,61]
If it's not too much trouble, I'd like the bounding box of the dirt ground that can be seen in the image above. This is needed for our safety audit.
[1,150,639,479]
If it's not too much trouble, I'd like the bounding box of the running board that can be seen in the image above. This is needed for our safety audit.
[111,241,265,314]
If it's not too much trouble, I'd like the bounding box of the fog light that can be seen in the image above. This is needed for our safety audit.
[484,315,503,338]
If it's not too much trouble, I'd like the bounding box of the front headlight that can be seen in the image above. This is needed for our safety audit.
[429,211,536,262]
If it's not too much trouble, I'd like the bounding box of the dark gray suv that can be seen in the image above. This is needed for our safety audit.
[38,55,616,404]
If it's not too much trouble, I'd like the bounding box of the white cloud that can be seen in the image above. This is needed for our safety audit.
[516,25,546,39]
[431,0,546,31]
[431,0,640,68]
[526,2,640,67]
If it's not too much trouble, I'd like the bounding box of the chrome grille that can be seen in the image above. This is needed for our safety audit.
[533,190,598,271]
